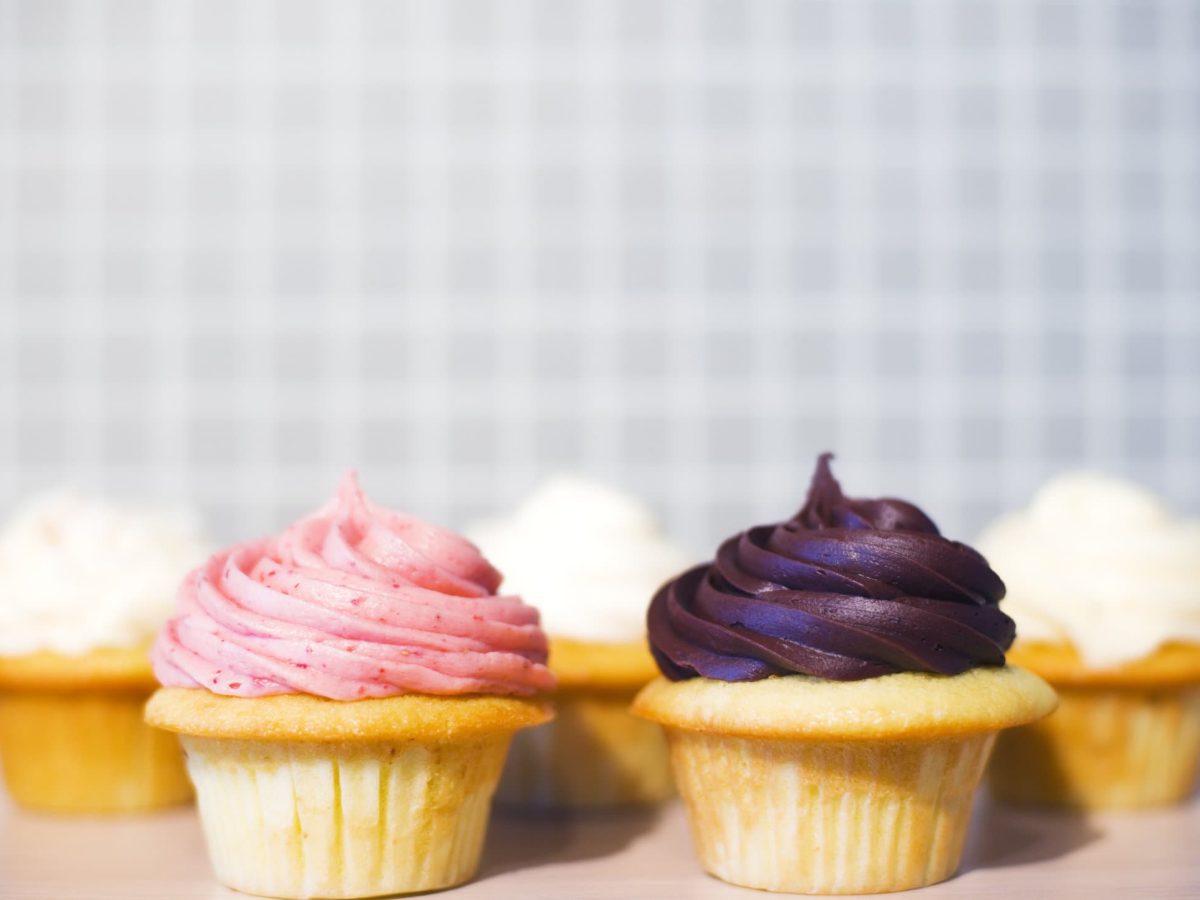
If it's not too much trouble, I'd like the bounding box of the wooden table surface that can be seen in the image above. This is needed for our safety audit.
[1,791,1197,898]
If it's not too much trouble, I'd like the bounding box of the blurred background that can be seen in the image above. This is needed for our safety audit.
[0,0,1197,552]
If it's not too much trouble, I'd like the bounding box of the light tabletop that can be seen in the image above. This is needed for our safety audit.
[1,791,1197,898]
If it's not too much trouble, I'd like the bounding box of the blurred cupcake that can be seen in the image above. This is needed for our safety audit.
[469,475,691,809]
[632,455,1055,895]
[0,491,206,813]
[980,473,1200,809]
[145,473,554,900]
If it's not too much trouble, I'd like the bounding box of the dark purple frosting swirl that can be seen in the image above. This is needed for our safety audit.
[647,454,1014,682]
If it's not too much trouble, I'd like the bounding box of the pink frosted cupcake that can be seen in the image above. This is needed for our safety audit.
[145,473,554,899]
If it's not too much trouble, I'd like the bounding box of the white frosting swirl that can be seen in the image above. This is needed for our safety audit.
[978,472,1200,668]
[468,476,692,643]
[0,491,210,656]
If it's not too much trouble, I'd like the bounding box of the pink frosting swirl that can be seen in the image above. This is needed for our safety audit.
[152,473,554,700]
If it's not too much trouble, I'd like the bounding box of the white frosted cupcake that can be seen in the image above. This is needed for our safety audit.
[0,491,208,813]
[980,473,1200,809]
[470,475,691,809]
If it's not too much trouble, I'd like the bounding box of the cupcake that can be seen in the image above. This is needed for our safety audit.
[632,455,1055,895]
[469,475,691,809]
[979,473,1200,809]
[0,491,207,813]
[145,473,554,899]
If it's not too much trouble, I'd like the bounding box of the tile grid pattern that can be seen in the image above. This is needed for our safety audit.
[0,0,1197,551]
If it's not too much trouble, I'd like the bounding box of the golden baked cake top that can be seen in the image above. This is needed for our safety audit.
[549,637,660,692]
[147,687,552,743]
[0,645,156,692]
[633,667,1056,741]
[1007,640,1200,688]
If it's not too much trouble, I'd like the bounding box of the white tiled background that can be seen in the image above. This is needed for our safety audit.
[1,0,1197,551]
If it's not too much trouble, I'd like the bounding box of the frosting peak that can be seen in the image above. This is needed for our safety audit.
[648,455,1014,683]
[152,473,553,700]
[979,472,1200,668]
[796,454,942,534]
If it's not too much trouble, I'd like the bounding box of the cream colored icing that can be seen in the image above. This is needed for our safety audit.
[0,490,209,656]
[469,475,692,643]
[978,472,1200,668]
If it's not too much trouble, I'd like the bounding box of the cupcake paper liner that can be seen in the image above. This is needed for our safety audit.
[666,730,996,895]
[0,689,191,813]
[182,734,511,900]
[496,689,672,809]
[634,669,1055,894]
[989,683,1200,810]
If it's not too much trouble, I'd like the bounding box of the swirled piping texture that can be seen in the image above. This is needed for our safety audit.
[152,473,553,699]
[648,455,1014,682]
